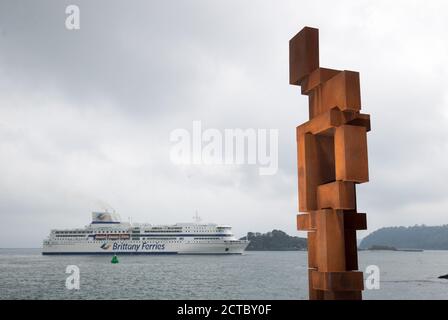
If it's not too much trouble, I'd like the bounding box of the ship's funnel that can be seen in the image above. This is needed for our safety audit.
[91,211,120,224]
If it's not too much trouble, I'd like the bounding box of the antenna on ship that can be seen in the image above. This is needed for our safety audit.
[193,210,202,223]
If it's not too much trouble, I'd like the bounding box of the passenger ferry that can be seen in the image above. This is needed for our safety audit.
[42,212,249,255]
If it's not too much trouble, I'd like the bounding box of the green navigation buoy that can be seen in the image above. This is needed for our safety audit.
[111,254,119,264]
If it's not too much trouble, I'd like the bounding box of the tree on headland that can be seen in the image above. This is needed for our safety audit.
[240,230,307,251]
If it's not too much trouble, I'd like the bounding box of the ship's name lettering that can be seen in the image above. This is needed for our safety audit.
[112,242,165,251]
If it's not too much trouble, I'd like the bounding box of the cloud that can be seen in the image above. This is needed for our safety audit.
[0,0,447,246]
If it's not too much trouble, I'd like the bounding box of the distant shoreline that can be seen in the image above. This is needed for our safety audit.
[360,225,448,250]
[361,245,424,252]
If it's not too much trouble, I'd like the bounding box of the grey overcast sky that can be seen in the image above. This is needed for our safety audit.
[1,0,447,247]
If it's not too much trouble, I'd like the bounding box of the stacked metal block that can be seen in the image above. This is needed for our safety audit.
[289,27,371,300]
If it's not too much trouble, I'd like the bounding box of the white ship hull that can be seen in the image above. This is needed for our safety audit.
[43,239,248,255]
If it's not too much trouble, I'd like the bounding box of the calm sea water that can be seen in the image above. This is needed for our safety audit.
[0,249,447,299]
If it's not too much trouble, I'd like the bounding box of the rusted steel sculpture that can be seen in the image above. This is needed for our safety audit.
[290,27,370,300]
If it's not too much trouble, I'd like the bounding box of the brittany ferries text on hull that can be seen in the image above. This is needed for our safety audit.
[42,212,250,255]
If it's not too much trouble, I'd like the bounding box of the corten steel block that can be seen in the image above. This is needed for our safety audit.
[342,211,366,270]
[311,270,364,291]
[303,211,365,271]
[298,211,366,231]
[317,181,356,210]
[297,108,371,138]
[322,291,362,300]
[308,269,324,300]
[289,27,319,85]
[343,111,371,132]
[343,211,367,230]
[301,68,340,94]
[335,124,369,182]
[308,71,361,119]
[307,231,318,268]
[344,228,360,271]
[323,291,362,300]
[297,213,317,231]
[297,132,315,211]
[297,132,335,212]
[315,209,346,272]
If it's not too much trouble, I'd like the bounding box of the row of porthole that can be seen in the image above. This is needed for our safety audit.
[48,240,228,245]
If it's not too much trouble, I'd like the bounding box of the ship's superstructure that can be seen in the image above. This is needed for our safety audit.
[42,212,249,254]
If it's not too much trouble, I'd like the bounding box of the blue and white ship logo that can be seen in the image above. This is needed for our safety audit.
[100,243,111,250]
